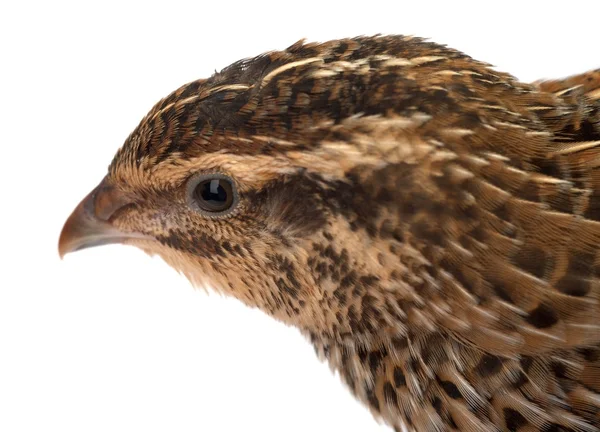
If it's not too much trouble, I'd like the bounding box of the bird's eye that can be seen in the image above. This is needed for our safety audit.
[187,173,239,217]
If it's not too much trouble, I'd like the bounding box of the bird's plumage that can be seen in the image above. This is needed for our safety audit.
[60,35,600,431]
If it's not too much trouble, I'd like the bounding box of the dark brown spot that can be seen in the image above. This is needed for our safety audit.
[584,191,600,221]
[476,354,503,377]
[440,380,461,399]
[513,371,529,389]
[520,356,533,373]
[366,385,380,412]
[579,347,600,362]
[512,246,547,279]
[391,337,408,351]
[432,396,443,416]
[556,275,591,297]
[383,382,397,406]
[368,348,387,373]
[550,360,568,379]
[526,303,559,328]
[393,367,406,387]
[233,244,245,257]
[503,408,527,431]
[494,203,511,222]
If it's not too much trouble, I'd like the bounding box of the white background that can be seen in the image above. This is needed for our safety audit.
[1,1,598,431]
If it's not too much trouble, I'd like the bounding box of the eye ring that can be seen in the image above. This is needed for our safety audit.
[186,173,239,217]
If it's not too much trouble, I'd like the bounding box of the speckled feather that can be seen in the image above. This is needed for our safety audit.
[102,36,600,431]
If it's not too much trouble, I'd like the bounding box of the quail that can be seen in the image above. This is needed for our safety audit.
[59,35,600,431]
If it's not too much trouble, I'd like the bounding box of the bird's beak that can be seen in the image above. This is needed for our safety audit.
[58,178,143,258]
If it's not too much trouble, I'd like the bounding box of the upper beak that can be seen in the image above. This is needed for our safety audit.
[58,178,143,258]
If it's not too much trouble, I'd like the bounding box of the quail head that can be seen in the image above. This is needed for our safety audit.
[59,35,600,431]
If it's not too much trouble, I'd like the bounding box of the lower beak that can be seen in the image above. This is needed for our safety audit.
[58,179,144,258]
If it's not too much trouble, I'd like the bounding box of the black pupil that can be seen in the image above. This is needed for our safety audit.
[197,179,230,211]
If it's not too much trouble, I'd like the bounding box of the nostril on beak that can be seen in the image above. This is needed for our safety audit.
[92,182,135,222]
[58,178,144,258]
